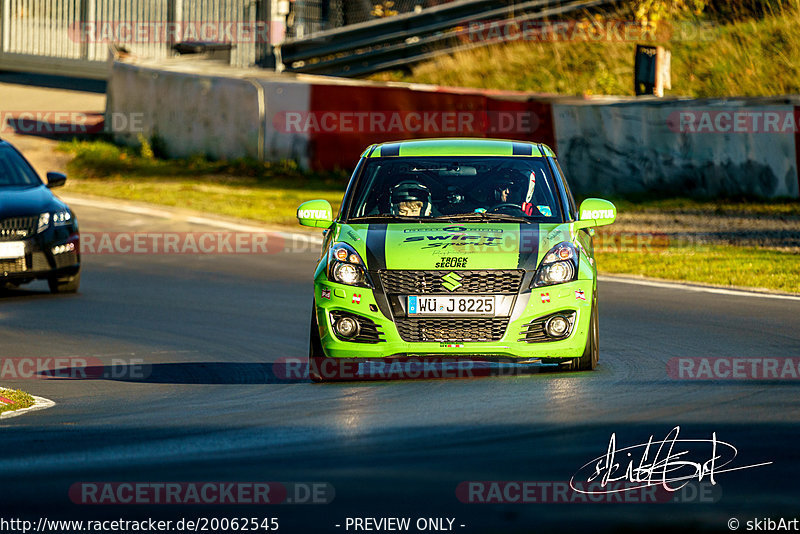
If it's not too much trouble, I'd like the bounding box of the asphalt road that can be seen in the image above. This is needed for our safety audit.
[1,199,799,533]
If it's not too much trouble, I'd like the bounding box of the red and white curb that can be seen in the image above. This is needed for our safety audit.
[0,394,56,420]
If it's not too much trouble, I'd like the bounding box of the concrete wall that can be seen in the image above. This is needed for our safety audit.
[109,61,261,160]
[554,100,799,198]
[107,59,800,199]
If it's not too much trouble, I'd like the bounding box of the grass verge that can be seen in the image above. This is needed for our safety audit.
[0,388,35,415]
[370,5,800,98]
[596,245,800,294]
[59,140,799,293]
[59,139,347,227]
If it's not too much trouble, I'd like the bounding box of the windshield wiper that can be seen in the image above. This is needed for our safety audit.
[443,212,534,224]
[348,214,429,223]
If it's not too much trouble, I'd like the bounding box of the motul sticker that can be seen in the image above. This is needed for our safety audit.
[541,293,550,303]
[321,288,331,300]
[575,289,586,301]
[352,294,361,304]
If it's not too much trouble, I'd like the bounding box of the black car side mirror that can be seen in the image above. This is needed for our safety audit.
[46,172,67,188]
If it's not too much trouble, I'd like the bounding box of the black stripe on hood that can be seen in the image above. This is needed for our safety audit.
[517,224,540,270]
[365,224,387,270]
[365,224,391,319]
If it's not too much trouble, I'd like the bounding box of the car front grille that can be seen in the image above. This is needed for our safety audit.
[0,216,38,241]
[395,317,509,342]
[0,257,26,274]
[379,270,524,295]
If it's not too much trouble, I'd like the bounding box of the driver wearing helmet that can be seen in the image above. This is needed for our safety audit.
[390,180,432,217]
[493,171,537,216]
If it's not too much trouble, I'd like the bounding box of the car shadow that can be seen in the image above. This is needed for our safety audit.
[0,72,106,93]
[42,358,566,385]
[43,362,310,385]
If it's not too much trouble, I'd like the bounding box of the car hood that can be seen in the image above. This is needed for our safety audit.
[0,185,64,218]
[334,222,574,271]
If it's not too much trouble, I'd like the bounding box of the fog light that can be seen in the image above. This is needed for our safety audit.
[335,316,360,338]
[545,315,569,337]
[51,242,76,255]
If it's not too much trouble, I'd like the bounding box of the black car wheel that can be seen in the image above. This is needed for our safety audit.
[575,292,599,371]
[308,303,327,382]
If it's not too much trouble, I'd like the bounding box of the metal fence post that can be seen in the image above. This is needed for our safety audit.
[167,0,183,53]
[255,0,277,69]
[0,0,9,60]
[79,0,96,61]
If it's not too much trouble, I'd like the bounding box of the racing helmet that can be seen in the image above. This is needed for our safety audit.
[493,171,524,203]
[389,180,432,216]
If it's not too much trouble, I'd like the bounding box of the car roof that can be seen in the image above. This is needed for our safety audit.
[362,138,555,158]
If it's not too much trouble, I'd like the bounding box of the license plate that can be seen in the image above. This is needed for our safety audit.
[0,241,25,259]
[408,295,496,316]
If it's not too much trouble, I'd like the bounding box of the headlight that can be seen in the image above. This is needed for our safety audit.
[328,242,373,288]
[37,212,50,233]
[532,242,578,287]
[53,210,72,226]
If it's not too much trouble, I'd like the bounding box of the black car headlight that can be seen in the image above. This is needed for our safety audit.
[532,242,579,287]
[53,210,73,226]
[37,212,50,233]
[328,242,373,288]
[37,210,73,233]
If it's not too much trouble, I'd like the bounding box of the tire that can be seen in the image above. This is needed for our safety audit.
[48,271,80,294]
[575,292,599,371]
[308,303,327,382]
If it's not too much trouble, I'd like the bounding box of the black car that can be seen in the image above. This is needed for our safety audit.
[0,138,80,293]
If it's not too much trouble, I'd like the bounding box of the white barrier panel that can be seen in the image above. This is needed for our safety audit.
[553,100,799,198]
[108,61,261,160]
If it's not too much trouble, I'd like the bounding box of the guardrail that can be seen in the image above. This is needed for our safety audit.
[280,0,622,77]
[0,0,271,79]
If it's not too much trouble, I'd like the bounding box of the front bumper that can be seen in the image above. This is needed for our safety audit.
[0,229,80,281]
[314,278,593,360]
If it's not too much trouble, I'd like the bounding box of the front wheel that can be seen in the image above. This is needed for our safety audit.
[48,271,80,294]
[574,293,599,371]
[308,304,327,382]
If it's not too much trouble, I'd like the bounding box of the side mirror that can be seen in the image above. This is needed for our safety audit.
[46,172,67,188]
[297,199,334,228]
[574,198,616,229]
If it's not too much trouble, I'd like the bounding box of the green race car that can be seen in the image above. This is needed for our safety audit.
[297,138,616,381]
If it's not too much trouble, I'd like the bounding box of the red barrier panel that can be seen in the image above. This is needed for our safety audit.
[307,83,554,170]
[795,106,800,196]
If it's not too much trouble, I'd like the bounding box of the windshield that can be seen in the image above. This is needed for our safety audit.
[346,156,564,223]
[0,146,43,187]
